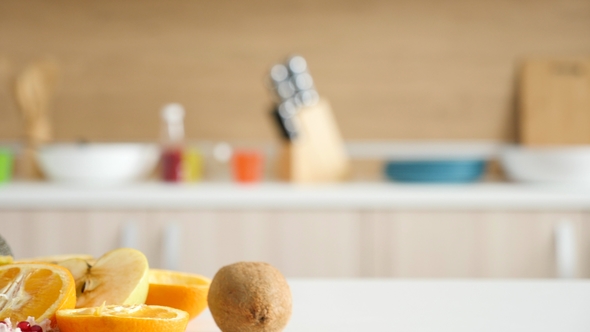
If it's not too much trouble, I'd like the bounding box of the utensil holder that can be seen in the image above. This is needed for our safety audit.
[277,99,350,183]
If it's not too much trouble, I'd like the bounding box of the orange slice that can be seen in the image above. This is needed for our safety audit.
[0,263,76,324]
[56,304,189,332]
[145,269,211,320]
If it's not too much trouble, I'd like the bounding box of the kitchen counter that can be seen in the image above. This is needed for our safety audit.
[2,181,590,210]
[188,279,590,331]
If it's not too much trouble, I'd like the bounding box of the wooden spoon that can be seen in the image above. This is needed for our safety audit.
[14,60,59,179]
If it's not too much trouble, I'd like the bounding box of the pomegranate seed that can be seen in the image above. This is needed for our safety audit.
[30,325,42,332]
[17,321,30,331]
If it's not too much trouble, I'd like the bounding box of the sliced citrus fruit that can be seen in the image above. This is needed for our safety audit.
[0,255,13,266]
[56,304,189,332]
[0,263,76,324]
[145,269,211,320]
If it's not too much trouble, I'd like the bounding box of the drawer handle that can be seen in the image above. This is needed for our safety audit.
[555,221,577,279]
[162,223,181,271]
[120,221,139,249]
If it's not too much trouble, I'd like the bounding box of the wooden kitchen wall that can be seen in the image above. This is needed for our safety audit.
[1,0,589,142]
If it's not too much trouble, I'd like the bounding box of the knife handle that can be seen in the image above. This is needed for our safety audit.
[271,105,298,141]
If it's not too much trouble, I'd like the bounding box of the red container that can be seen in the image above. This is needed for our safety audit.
[232,150,264,183]
[162,148,183,182]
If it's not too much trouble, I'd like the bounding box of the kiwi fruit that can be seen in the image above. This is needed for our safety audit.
[0,234,13,257]
[208,262,292,332]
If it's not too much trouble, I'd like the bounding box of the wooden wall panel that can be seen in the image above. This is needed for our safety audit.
[0,0,589,142]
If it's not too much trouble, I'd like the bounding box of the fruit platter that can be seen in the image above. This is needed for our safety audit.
[0,235,292,332]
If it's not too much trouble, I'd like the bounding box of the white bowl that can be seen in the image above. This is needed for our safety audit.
[37,143,160,186]
[500,145,590,183]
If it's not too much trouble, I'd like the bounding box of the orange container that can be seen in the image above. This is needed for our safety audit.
[232,150,264,183]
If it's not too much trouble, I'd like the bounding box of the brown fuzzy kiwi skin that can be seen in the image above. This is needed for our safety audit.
[208,262,292,332]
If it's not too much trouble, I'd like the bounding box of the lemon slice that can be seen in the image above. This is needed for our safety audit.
[0,255,13,266]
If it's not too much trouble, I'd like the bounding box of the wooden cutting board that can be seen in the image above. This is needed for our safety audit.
[519,58,590,146]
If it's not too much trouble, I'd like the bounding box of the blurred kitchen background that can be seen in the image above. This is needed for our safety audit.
[1,0,590,279]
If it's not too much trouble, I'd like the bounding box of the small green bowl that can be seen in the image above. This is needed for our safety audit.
[0,148,14,183]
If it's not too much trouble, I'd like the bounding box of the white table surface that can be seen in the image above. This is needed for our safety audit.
[3,182,590,210]
[187,279,590,332]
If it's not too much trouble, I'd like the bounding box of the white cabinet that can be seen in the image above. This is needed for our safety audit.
[363,211,587,278]
[145,210,361,278]
[0,210,362,278]
[0,211,146,259]
[1,210,588,278]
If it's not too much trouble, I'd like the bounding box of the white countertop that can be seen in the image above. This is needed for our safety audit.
[2,181,590,210]
[188,279,590,331]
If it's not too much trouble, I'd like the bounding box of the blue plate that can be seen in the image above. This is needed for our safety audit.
[384,160,486,183]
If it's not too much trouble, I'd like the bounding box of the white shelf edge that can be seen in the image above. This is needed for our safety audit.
[2,181,590,211]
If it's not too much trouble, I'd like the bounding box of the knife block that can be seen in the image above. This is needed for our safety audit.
[277,99,350,183]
